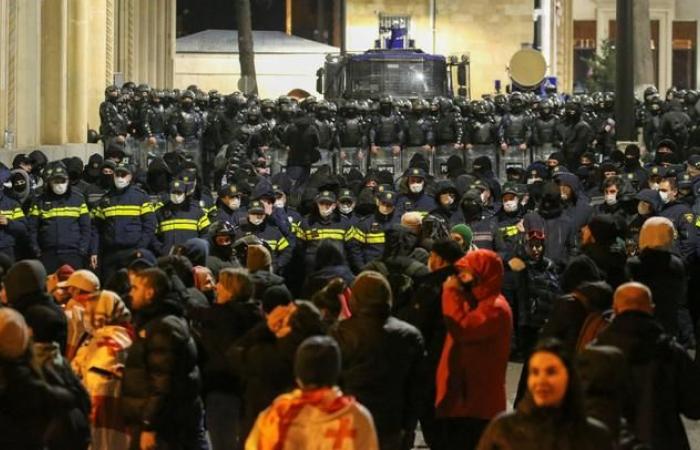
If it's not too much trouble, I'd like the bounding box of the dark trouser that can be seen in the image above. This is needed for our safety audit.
[432,417,489,450]
[40,250,85,273]
[377,430,410,450]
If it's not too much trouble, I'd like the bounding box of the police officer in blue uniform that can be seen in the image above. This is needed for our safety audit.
[153,179,211,256]
[28,162,91,272]
[395,167,437,217]
[354,190,401,266]
[91,164,156,280]
[236,199,293,274]
[0,167,28,262]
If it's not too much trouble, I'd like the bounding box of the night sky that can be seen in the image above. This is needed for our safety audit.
[177,0,286,36]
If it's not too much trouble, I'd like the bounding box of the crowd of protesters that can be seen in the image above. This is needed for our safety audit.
[0,82,700,450]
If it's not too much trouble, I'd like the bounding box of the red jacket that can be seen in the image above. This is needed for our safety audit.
[435,249,512,420]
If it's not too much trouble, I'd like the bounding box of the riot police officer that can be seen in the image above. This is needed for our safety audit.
[169,90,204,169]
[99,85,129,148]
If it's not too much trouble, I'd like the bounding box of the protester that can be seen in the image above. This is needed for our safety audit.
[245,336,380,450]
[476,338,613,450]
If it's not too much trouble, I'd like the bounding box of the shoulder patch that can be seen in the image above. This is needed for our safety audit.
[685,213,694,224]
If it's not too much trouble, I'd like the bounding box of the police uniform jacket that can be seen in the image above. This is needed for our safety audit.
[28,189,90,255]
[92,184,156,251]
[154,198,210,255]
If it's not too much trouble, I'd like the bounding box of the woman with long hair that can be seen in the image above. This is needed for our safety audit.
[477,338,613,450]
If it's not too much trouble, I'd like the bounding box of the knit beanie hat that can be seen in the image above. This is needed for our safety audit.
[0,308,30,360]
[587,214,619,246]
[451,224,474,248]
[262,285,293,314]
[401,212,423,235]
[294,335,342,387]
[638,216,675,252]
[350,271,392,315]
[247,244,272,272]
[5,260,47,304]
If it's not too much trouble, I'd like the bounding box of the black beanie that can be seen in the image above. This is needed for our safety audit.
[294,335,342,387]
[575,281,613,312]
[588,214,619,246]
[5,260,47,304]
[624,144,640,158]
[561,255,602,293]
[262,285,292,314]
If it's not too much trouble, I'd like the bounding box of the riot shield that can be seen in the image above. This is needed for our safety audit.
[401,146,432,175]
[270,146,289,175]
[531,143,553,165]
[173,136,202,170]
[144,133,168,168]
[123,136,140,167]
[498,145,528,180]
[369,146,401,176]
[465,144,498,174]
[311,148,335,174]
[433,144,461,180]
[338,147,367,176]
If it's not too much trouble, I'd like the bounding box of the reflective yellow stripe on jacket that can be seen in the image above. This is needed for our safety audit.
[29,204,88,219]
[1,207,25,220]
[158,219,199,232]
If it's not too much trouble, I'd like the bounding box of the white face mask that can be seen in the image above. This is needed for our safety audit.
[378,204,394,215]
[228,198,241,210]
[409,182,424,194]
[51,181,68,196]
[274,199,286,209]
[170,193,186,205]
[339,204,354,215]
[527,178,541,185]
[503,199,519,213]
[604,193,617,205]
[659,190,670,204]
[249,215,264,226]
[318,204,335,218]
[114,175,131,190]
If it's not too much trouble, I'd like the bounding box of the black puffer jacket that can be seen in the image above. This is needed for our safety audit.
[477,396,613,450]
[121,293,201,432]
[187,298,263,393]
[330,305,425,436]
[595,311,700,450]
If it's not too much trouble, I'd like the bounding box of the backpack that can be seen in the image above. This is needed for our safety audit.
[576,309,613,353]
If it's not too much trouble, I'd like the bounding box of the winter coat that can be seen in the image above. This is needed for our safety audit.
[285,116,321,167]
[187,298,263,393]
[658,200,697,263]
[28,189,91,256]
[11,291,68,353]
[0,354,85,450]
[303,265,355,299]
[121,293,202,434]
[0,192,28,257]
[476,396,612,450]
[92,184,156,251]
[250,269,287,300]
[595,311,700,450]
[516,257,561,329]
[582,243,628,290]
[436,249,513,420]
[626,248,686,337]
[330,312,424,436]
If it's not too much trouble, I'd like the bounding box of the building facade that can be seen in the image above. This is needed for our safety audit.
[0,0,176,151]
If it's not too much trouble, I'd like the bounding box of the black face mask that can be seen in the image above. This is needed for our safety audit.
[624,158,638,169]
[527,181,544,199]
[99,173,113,189]
[461,203,481,223]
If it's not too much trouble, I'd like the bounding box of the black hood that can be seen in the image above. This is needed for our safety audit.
[383,224,419,259]
[537,181,563,219]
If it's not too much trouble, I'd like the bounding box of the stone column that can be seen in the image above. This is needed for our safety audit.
[137,0,149,83]
[148,0,157,85]
[88,0,108,132]
[42,0,68,145]
[0,0,8,146]
[633,0,654,89]
[156,0,166,87]
[165,0,176,88]
[67,0,89,143]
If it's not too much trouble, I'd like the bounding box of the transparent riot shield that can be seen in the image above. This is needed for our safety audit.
[140,134,168,169]
[123,136,140,167]
[173,136,202,170]
[270,146,289,175]
[498,145,528,180]
[465,145,498,174]
[401,146,433,175]
[369,146,401,176]
[311,148,335,174]
[338,147,367,176]
[532,143,553,165]
[433,144,461,179]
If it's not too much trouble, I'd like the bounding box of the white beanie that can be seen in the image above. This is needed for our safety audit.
[0,308,30,360]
